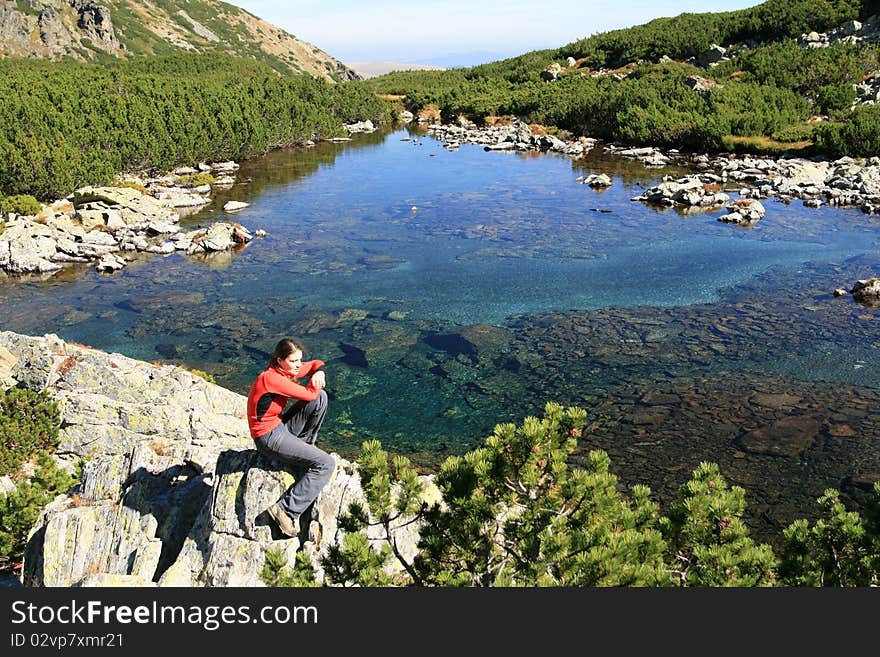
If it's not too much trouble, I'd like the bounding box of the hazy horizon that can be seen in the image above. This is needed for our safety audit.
[225,1,764,67]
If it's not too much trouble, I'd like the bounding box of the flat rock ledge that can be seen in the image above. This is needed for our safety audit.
[0,331,431,587]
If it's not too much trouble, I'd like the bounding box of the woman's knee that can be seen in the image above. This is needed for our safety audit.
[316,450,336,475]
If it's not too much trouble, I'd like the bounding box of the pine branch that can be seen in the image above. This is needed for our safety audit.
[390,512,426,530]
[669,553,692,586]
[486,552,514,580]
[545,545,590,571]
[829,539,845,587]
[560,487,592,519]
[378,506,422,527]
[494,535,523,565]
[503,476,528,495]
[386,519,423,586]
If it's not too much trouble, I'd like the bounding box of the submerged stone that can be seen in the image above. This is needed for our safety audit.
[736,416,822,457]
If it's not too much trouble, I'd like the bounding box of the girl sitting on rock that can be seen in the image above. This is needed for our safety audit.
[246,337,335,538]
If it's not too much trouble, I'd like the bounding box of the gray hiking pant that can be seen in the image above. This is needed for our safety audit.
[253,390,335,518]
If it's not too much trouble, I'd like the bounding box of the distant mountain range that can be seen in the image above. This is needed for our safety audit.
[0,0,358,81]
[413,50,517,68]
[346,50,519,78]
[346,61,445,78]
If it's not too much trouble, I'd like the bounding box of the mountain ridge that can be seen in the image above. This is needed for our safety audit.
[0,0,359,81]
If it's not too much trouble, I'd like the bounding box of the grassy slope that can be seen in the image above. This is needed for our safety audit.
[365,1,880,154]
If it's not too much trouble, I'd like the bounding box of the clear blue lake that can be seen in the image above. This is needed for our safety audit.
[3,125,880,543]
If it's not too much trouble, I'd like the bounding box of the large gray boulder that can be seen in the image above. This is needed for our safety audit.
[0,331,430,587]
[73,186,180,230]
[697,44,728,67]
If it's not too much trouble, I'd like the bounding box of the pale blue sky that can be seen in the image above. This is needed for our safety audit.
[225,1,764,64]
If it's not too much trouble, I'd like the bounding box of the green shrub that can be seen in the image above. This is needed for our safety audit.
[260,548,321,587]
[0,194,42,216]
[174,172,216,188]
[0,451,77,562]
[662,462,778,586]
[815,104,880,156]
[116,180,149,194]
[778,484,880,586]
[0,387,60,477]
[816,83,856,115]
[0,387,75,565]
[0,54,389,199]
[771,122,815,142]
[190,368,216,384]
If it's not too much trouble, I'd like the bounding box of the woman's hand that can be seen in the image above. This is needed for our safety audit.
[311,370,326,390]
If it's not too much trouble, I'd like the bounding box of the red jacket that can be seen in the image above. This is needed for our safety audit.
[246,360,325,438]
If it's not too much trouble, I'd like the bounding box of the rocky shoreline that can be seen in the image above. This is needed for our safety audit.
[424,118,880,301]
[0,120,384,278]
[0,160,260,277]
[4,119,880,301]
[428,120,594,157]
[426,118,880,216]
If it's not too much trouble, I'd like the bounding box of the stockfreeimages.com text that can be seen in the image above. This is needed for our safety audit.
[10,600,317,632]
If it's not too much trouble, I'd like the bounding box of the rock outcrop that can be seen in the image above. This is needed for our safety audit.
[799,16,880,50]
[0,0,359,82]
[616,145,880,217]
[695,44,729,68]
[851,277,880,306]
[719,198,766,225]
[540,62,564,81]
[0,331,427,587]
[0,0,118,57]
[0,162,259,276]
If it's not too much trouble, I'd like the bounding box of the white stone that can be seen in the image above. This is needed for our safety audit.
[95,253,126,272]
[223,201,250,212]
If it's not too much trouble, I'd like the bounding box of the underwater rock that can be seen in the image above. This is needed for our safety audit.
[736,416,822,457]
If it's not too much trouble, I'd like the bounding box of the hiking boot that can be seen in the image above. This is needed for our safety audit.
[266,502,298,538]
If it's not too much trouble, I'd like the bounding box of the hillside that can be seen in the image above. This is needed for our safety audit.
[0,0,358,81]
[0,53,389,199]
[366,0,880,157]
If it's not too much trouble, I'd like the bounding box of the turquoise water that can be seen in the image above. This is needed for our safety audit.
[3,126,880,538]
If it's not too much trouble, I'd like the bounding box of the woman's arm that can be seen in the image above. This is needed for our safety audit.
[264,367,323,401]
[297,359,325,378]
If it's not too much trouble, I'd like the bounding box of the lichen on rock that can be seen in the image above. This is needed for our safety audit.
[1,330,428,587]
